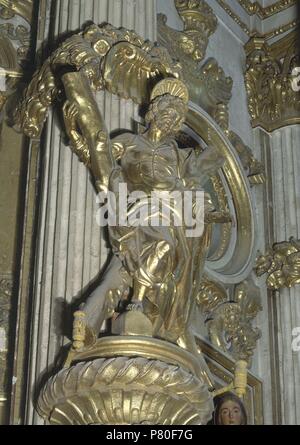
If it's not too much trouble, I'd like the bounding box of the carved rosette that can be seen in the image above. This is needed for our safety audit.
[38,338,214,425]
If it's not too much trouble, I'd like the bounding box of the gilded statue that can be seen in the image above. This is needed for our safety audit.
[14,22,248,425]
[62,73,226,375]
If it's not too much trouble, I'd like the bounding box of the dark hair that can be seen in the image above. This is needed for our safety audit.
[213,392,248,425]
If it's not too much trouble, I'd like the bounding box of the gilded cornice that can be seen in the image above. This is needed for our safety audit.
[216,0,250,36]
[215,0,299,40]
[263,20,299,41]
[256,238,300,290]
[238,0,297,20]
[244,34,300,132]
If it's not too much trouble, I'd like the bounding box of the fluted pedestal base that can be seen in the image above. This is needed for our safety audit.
[38,337,214,425]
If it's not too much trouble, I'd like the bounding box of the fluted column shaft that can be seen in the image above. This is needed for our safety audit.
[270,125,300,425]
[24,0,157,425]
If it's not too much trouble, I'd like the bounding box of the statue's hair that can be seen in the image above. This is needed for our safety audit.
[213,392,248,425]
[145,94,188,125]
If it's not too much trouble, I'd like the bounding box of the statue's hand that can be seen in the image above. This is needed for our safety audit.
[63,100,90,166]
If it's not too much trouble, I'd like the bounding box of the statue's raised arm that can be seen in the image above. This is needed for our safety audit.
[62,72,113,194]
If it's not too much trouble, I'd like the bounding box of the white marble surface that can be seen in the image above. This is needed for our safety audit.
[270,126,300,425]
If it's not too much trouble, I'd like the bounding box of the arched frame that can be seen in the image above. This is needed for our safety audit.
[185,104,256,284]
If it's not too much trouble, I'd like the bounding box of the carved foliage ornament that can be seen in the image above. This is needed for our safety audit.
[196,278,262,364]
[15,23,183,139]
[256,238,300,290]
[245,36,300,132]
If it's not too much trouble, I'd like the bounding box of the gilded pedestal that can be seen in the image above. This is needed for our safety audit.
[38,337,214,425]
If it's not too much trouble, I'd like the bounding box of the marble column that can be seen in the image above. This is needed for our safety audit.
[256,125,300,425]
[269,126,300,425]
[22,0,157,425]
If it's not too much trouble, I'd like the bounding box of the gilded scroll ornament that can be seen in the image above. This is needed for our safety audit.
[15,23,182,138]
[256,238,300,290]
[245,36,300,132]
[212,104,265,185]
[197,278,262,364]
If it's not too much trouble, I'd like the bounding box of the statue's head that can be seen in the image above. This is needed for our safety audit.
[146,78,189,138]
[213,392,247,425]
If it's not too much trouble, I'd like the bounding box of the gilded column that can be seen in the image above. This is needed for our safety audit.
[13,0,157,425]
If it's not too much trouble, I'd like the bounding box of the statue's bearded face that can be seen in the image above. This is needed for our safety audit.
[146,95,187,138]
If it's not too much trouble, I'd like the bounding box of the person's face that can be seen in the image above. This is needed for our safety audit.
[218,400,243,425]
[150,102,185,136]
